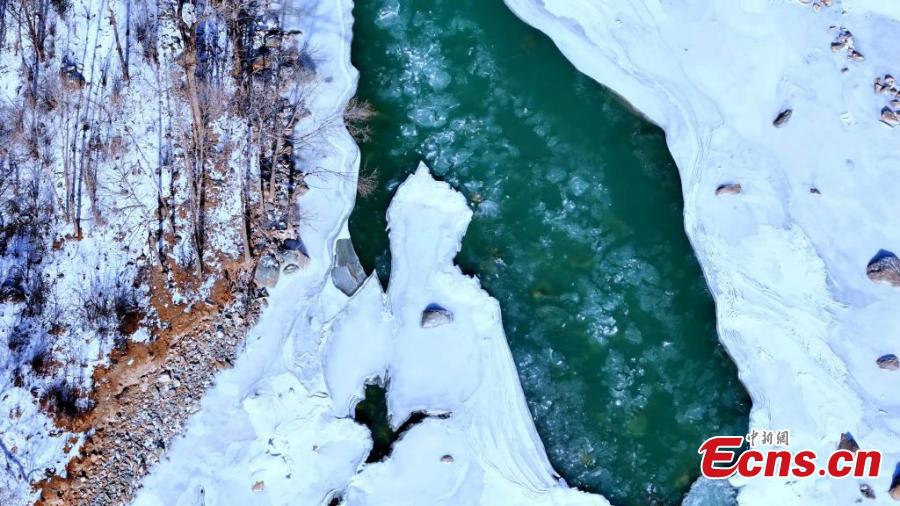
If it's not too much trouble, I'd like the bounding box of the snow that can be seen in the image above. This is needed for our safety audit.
[503,0,900,504]
[343,163,604,505]
[136,1,603,505]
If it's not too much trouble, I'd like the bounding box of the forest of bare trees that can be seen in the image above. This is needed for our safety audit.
[0,1,371,501]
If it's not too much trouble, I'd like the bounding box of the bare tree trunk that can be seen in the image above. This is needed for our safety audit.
[108,4,130,81]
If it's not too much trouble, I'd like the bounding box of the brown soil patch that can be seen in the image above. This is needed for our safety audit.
[33,257,260,505]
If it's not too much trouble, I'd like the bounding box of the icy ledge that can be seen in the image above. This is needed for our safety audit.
[333,163,604,505]
[133,0,603,504]
[503,0,900,504]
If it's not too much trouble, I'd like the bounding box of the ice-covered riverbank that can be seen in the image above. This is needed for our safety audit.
[504,0,900,504]
[134,1,604,504]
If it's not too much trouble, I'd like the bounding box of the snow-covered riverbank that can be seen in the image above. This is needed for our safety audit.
[504,0,900,504]
[134,1,603,504]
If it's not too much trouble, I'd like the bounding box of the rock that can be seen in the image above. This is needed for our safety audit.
[715,183,742,196]
[252,480,265,492]
[421,304,453,328]
[886,75,896,86]
[440,454,454,463]
[773,109,793,127]
[877,354,900,371]
[875,80,885,94]
[881,107,899,127]
[331,238,366,296]
[253,254,280,288]
[848,49,865,61]
[283,238,308,253]
[838,432,859,452]
[867,251,900,286]
[831,41,848,52]
[809,187,821,195]
[281,250,310,274]
[860,483,876,499]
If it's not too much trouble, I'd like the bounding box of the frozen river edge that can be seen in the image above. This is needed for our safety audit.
[503,0,900,505]
[133,0,607,505]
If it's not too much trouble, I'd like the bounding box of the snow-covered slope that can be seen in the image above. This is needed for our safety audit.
[134,1,603,505]
[503,0,900,504]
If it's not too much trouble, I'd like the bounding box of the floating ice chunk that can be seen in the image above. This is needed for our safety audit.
[425,68,452,91]
[409,106,448,128]
[683,476,738,506]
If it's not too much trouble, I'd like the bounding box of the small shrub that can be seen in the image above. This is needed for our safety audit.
[41,380,92,421]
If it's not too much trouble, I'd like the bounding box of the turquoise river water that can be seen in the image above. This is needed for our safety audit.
[347,1,750,504]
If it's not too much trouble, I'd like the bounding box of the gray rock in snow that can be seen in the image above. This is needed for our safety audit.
[421,303,453,329]
[859,483,876,499]
[715,183,742,196]
[253,254,280,288]
[773,108,792,127]
[331,238,366,296]
[838,432,859,452]
[281,250,310,274]
[877,354,900,371]
[867,251,900,286]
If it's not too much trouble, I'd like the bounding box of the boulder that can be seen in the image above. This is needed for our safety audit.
[877,354,900,371]
[440,454,454,464]
[421,303,453,329]
[253,254,280,288]
[715,183,742,196]
[838,432,859,452]
[867,251,900,286]
[279,238,310,275]
[281,250,310,273]
[859,483,876,499]
[331,238,366,296]
[773,108,792,127]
